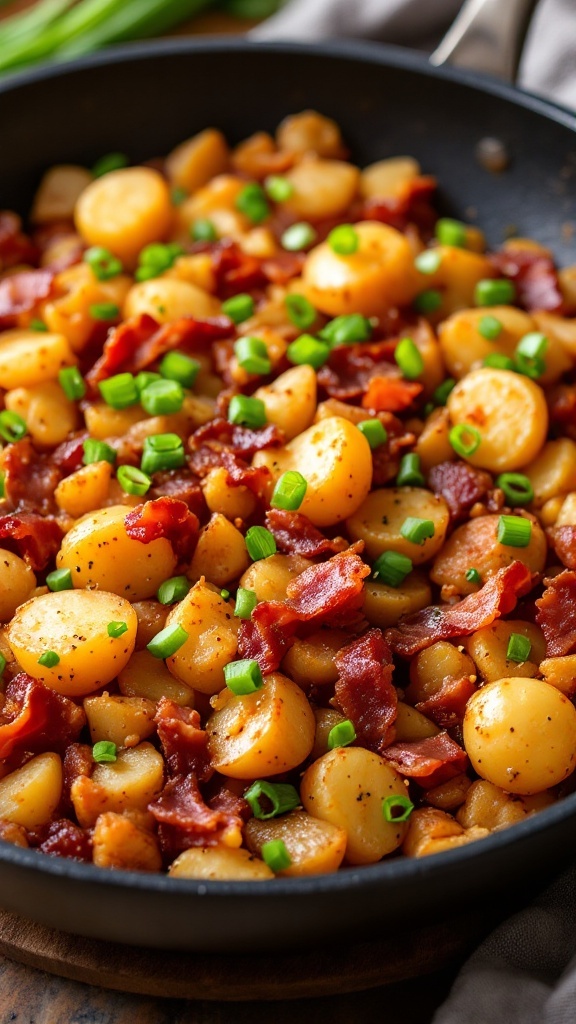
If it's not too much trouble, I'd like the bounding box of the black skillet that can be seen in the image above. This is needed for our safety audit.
[0,39,576,952]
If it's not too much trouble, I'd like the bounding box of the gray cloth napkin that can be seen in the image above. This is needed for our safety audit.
[253,3,576,1021]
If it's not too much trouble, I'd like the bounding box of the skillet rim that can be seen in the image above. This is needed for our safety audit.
[0,35,575,905]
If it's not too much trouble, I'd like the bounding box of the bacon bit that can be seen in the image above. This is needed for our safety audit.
[207,783,250,823]
[547,526,576,569]
[414,675,477,730]
[124,496,199,563]
[155,699,212,782]
[149,773,244,855]
[0,674,85,760]
[490,248,565,313]
[0,512,63,570]
[428,461,493,522]
[221,449,272,497]
[535,570,576,657]
[0,268,54,327]
[386,561,533,658]
[209,240,266,298]
[317,339,398,402]
[149,470,207,521]
[547,383,576,439]
[192,418,285,459]
[285,547,369,625]
[62,743,93,809]
[334,628,397,753]
[265,509,348,558]
[382,732,469,789]
[51,434,87,476]
[261,251,305,284]
[362,376,423,412]
[238,604,297,673]
[3,438,61,514]
[33,818,92,862]
[360,176,438,236]
[0,211,38,271]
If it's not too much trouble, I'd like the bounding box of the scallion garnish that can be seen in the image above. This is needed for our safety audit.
[400,517,435,545]
[234,337,271,376]
[432,378,456,406]
[84,245,123,281]
[394,337,424,380]
[147,623,189,659]
[141,433,186,475]
[245,525,277,561]
[495,472,534,506]
[83,438,117,466]
[465,568,482,586]
[228,394,267,429]
[46,568,73,592]
[99,372,139,409]
[261,838,292,872]
[284,294,316,331]
[30,318,48,332]
[264,175,294,202]
[478,315,503,340]
[449,423,482,458]
[190,218,218,242]
[92,740,117,764]
[497,514,532,547]
[244,780,300,820]
[327,224,359,255]
[38,650,59,668]
[372,550,413,588]
[414,289,442,314]
[435,218,467,248]
[319,313,372,346]
[89,302,120,321]
[159,351,200,388]
[222,294,255,325]
[415,249,442,274]
[235,182,269,224]
[116,464,151,497]
[92,153,128,178]
[58,366,86,402]
[0,410,27,443]
[234,587,258,619]
[357,419,388,449]
[327,719,356,750]
[475,279,516,306]
[107,621,128,638]
[396,453,425,487]
[270,470,307,511]
[157,576,190,605]
[514,332,548,380]
[286,334,330,369]
[281,222,317,251]
[483,353,515,370]
[507,633,532,663]
[140,379,184,415]
[224,658,264,695]
[382,794,414,823]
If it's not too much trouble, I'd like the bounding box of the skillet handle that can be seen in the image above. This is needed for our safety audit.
[430,0,539,82]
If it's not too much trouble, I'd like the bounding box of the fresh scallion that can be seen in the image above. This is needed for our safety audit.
[147,623,189,659]
[224,658,264,695]
[497,514,532,547]
[234,587,258,619]
[507,633,532,663]
[270,470,307,511]
[382,794,414,823]
[357,419,388,449]
[234,337,271,376]
[157,575,190,605]
[59,365,86,401]
[222,293,255,325]
[495,472,534,506]
[228,394,266,428]
[372,550,413,588]
[245,525,276,560]
[159,351,200,388]
[327,719,356,750]
[244,780,300,820]
[83,438,117,465]
[449,423,482,458]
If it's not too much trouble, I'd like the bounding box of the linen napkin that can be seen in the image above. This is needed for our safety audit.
[253,3,576,1021]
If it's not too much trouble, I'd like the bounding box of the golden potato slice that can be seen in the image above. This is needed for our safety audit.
[84,694,156,746]
[165,580,239,695]
[75,167,172,265]
[169,846,273,881]
[430,514,546,595]
[0,753,62,830]
[71,743,164,827]
[463,619,546,683]
[254,365,317,441]
[363,573,432,628]
[0,329,76,390]
[0,548,36,622]
[119,648,195,707]
[188,513,250,587]
[245,810,347,876]
[346,487,449,565]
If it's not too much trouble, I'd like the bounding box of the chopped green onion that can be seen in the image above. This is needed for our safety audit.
[46,568,73,592]
[373,550,413,588]
[84,245,123,281]
[92,740,117,764]
[157,575,190,605]
[116,464,151,497]
[99,372,139,409]
[147,623,189,659]
[92,153,128,178]
[141,433,185,475]
[234,587,258,619]
[515,332,548,379]
[475,279,516,306]
[328,224,359,255]
[235,182,269,224]
[478,315,503,340]
[245,525,277,560]
[264,175,294,202]
[0,410,27,442]
[495,472,534,506]
[415,249,442,274]
[58,366,86,401]
[414,289,442,314]
[89,302,119,321]
[191,218,218,242]
[319,314,372,346]
[435,218,467,248]
[140,379,184,416]
[30,318,48,332]
[285,294,316,331]
[0,471,4,499]
[234,337,271,376]
[244,780,300,820]
[286,334,330,369]
[135,371,162,394]
[135,242,182,280]
[270,470,307,511]
[327,720,356,750]
[396,453,425,488]
[400,517,435,545]
[465,568,482,585]
[382,794,414,823]
[483,353,515,370]
[497,514,532,547]
[507,633,532,663]
[0,653,5,677]
[159,351,200,388]
[224,658,264,695]
[220,589,231,601]
[171,187,188,206]
[395,337,424,380]
[83,438,117,466]
[222,293,255,325]
[432,378,456,406]
[261,838,291,872]
[449,423,482,457]
[281,222,317,251]
[357,419,388,449]
[228,394,266,428]
[38,650,59,668]
[107,620,128,638]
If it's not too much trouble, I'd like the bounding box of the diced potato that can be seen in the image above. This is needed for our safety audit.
[165,580,239,695]
[415,408,455,474]
[41,263,132,352]
[539,654,576,697]
[301,747,411,865]
[206,672,315,779]
[7,588,137,697]
[254,365,316,440]
[84,693,156,746]
[84,402,146,440]
[281,629,347,689]
[118,648,195,706]
[5,380,77,448]
[456,779,555,832]
[360,157,421,200]
[188,513,250,587]
[55,461,112,518]
[123,278,219,323]
[0,753,62,829]
[276,111,344,158]
[75,167,173,265]
[71,743,164,827]
[346,486,450,564]
[407,641,476,704]
[419,247,494,318]
[463,619,546,683]
[310,708,348,760]
[532,310,576,360]
[56,505,177,600]
[363,573,432,628]
[394,702,439,742]
[0,548,36,622]
[239,553,312,603]
[202,467,256,521]
[284,158,359,220]
[431,514,546,595]
[556,491,576,526]
[31,165,93,223]
[523,439,576,507]
[132,601,169,650]
[403,807,489,858]
[92,811,162,872]
[165,129,229,193]
[253,416,372,527]
[0,329,76,390]
[245,810,347,876]
[424,775,471,811]
[169,845,273,880]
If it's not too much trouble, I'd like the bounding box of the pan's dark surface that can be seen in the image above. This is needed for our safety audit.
[0,39,575,952]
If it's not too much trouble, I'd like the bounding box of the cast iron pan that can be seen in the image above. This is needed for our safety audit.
[0,39,575,952]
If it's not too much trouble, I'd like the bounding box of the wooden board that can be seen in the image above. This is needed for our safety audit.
[0,906,497,1001]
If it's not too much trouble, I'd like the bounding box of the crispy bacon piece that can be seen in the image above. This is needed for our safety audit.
[547,525,576,569]
[428,460,493,522]
[535,569,576,657]
[265,509,348,558]
[149,773,244,855]
[334,629,397,753]
[317,339,398,402]
[2,438,61,514]
[124,496,199,563]
[86,313,234,385]
[0,268,54,326]
[33,818,92,862]
[221,449,272,497]
[385,561,533,658]
[192,418,285,459]
[382,732,469,789]
[490,248,565,313]
[149,470,207,520]
[362,376,423,412]
[414,675,477,729]
[51,434,87,476]
[155,699,212,782]
[209,240,266,297]
[0,674,85,760]
[0,211,38,271]
[360,176,438,236]
[238,603,297,673]
[261,250,305,284]
[547,383,576,439]
[0,512,63,570]
[62,743,93,808]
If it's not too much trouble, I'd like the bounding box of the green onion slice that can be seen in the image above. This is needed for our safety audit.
[382,794,414,823]
[0,410,27,443]
[157,576,190,606]
[99,372,139,410]
[286,334,330,369]
[264,175,294,202]
[465,568,482,586]
[270,470,307,511]
[372,550,413,588]
[92,740,117,763]
[327,224,359,255]
[140,379,184,416]
[222,294,255,325]
[191,218,218,242]
[284,294,316,331]
[495,472,534,506]
[228,394,267,428]
[116,465,151,497]
[395,337,424,380]
[234,587,258,620]
[396,453,425,488]
[497,514,532,547]
[357,419,388,449]
[38,650,59,668]
[234,337,271,376]
[474,279,516,306]
[235,182,269,224]
[245,525,277,561]
[59,366,86,402]
[147,623,189,659]
[244,780,300,819]
[319,314,372,346]
[400,517,435,545]
[159,351,200,388]
[89,302,119,321]
[84,246,123,281]
[415,249,442,274]
[478,315,503,340]
[261,838,292,872]
[46,568,73,592]
[507,632,532,663]
[83,438,117,466]
[414,289,442,314]
[223,658,264,695]
[435,218,467,248]
[327,719,356,750]
[449,423,482,458]
[107,620,128,638]
[140,433,186,475]
[281,222,317,251]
